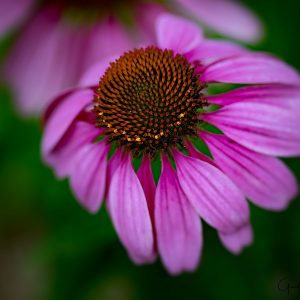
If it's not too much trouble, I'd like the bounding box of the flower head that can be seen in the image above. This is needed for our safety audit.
[94,47,206,155]
[42,14,299,275]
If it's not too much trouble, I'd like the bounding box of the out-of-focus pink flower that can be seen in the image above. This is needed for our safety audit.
[1,0,262,116]
[41,14,299,275]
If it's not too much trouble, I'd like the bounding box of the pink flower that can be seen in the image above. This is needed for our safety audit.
[2,0,262,116]
[42,14,299,275]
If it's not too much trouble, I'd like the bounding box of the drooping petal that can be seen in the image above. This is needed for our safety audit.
[219,224,253,254]
[185,140,217,168]
[155,13,203,54]
[189,39,247,63]
[42,88,93,156]
[173,151,249,233]
[79,55,119,87]
[137,156,156,225]
[202,102,300,156]
[5,8,89,115]
[173,0,263,43]
[43,89,79,125]
[207,85,300,114]
[0,0,35,38]
[44,121,103,178]
[105,148,123,199]
[4,8,61,114]
[134,2,166,43]
[201,132,298,210]
[84,17,133,69]
[70,141,109,213]
[155,156,202,275]
[108,154,155,264]
[202,54,300,85]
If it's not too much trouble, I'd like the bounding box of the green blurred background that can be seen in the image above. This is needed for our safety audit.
[1,0,300,299]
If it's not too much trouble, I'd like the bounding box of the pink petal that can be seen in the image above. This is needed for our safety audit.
[185,140,217,168]
[105,148,124,199]
[202,102,300,157]
[173,151,249,233]
[84,17,133,69]
[108,154,155,264]
[134,2,166,43]
[70,141,109,213]
[4,8,61,114]
[173,0,263,43]
[155,156,202,275]
[155,13,203,54]
[137,156,156,227]
[189,39,247,63]
[208,85,300,113]
[201,132,298,210]
[5,8,89,115]
[219,224,253,254]
[0,0,35,38]
[79,55,119,87]
[42,89,93,156]
[202,54,300,85]
[43,88,86,124]
[44,121,103,178]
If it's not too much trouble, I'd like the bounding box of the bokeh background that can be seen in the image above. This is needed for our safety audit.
[1,0,300,299]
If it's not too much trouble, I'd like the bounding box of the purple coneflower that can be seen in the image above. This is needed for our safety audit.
[42,14,299,274]
[1,0,262,116]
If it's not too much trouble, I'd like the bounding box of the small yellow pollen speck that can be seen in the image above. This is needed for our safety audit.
[98,112,103,116]
[155,135,160,139]
[160,131,164,136]
[179,113,184,118]
[136,137,141,142]
[176,121,181,126]
[107,124,112,128]
[114,129,118,133]
[122,131,126,135]
[127,137,132,141]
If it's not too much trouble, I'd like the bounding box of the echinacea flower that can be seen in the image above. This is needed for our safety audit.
[42,14,299,274]
[2,0,262,116]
